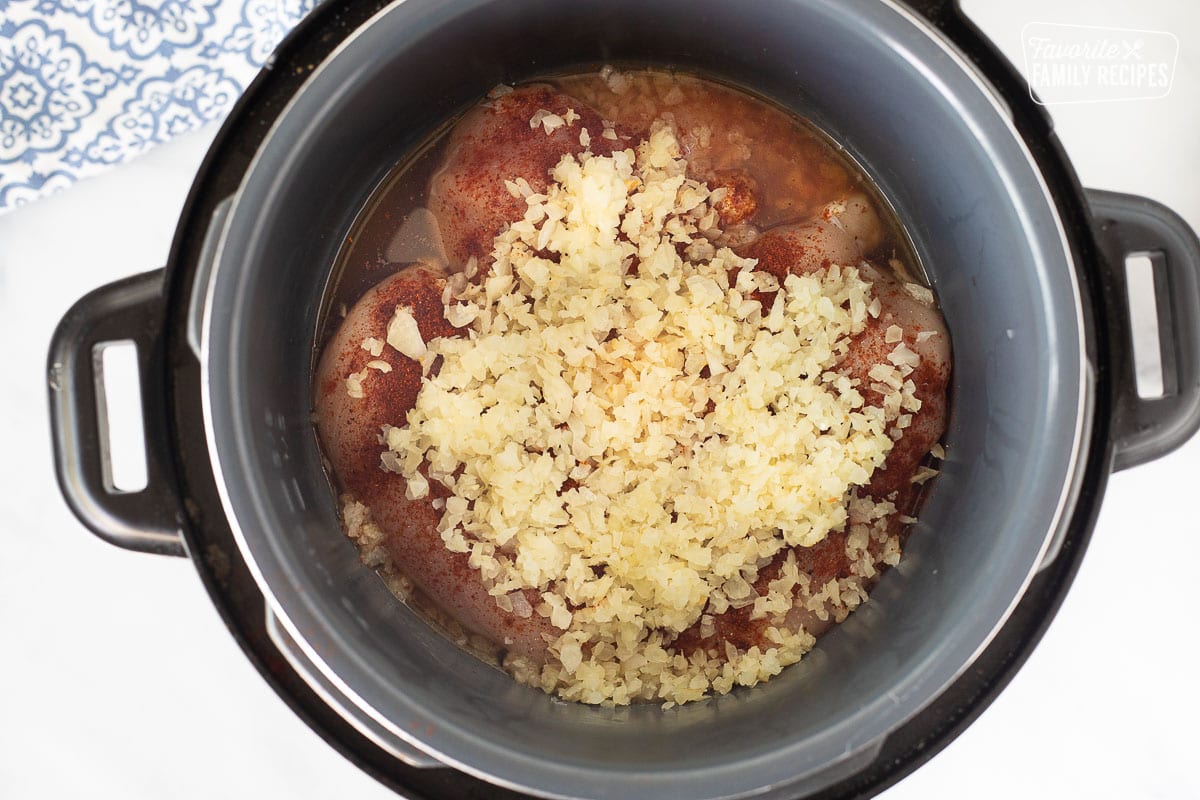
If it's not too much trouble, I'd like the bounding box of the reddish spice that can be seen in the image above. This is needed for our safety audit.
[318,268,463,500]
[429,86,637,276]
[710,169,758,226]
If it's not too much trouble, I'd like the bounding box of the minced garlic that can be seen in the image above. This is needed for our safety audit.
[345,371,366,399]
[383,124,920,706]
[360,337,385,357]
[386,305,426,360]
[530,107,579,135]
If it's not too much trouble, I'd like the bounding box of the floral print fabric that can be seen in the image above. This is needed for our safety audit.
[0,0,317,213]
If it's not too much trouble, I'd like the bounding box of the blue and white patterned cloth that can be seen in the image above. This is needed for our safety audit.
[0,0,317,214]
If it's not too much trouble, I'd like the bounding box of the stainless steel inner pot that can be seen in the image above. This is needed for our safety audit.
[47,0,1200,798]
[212,0,1089,796]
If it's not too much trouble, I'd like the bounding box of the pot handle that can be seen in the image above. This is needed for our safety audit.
[1087,189,1200,471]
[47,269,187,556]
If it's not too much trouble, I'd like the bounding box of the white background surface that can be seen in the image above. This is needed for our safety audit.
[2,1,1197,797]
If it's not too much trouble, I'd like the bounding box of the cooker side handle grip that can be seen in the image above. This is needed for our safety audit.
[47,269,187,556]
[1086,189,1200,471]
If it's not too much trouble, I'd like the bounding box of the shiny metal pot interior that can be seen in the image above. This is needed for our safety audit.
[209,1,1091,796]
[47,0,1200,797]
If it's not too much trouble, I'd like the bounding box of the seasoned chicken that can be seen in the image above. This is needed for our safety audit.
[317,83,950,675]
[675,198,950,652]
[315,263,559,662]
[428,85,628,273]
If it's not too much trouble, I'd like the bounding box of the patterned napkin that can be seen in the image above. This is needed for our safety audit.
[0,0,317,214]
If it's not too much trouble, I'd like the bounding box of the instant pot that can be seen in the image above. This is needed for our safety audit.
[47,0,1200,797]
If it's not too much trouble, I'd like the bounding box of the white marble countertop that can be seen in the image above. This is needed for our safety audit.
[1,1,1197,797]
